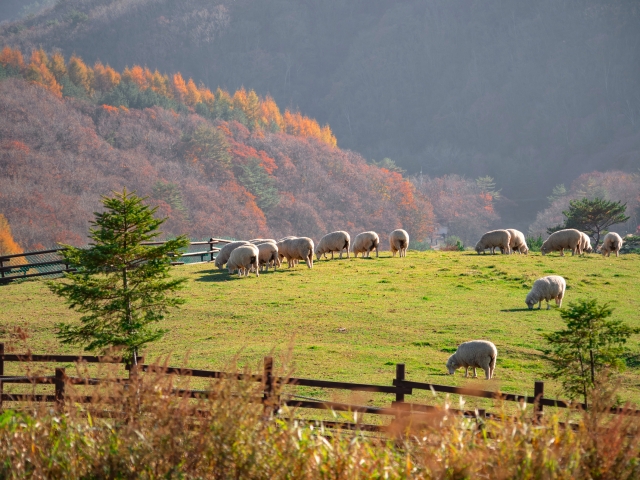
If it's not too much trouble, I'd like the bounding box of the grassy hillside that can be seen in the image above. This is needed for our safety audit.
[2,250,640,409]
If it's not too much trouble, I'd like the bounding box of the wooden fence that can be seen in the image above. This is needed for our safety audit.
[0,238,232,284]
[2,345,637,431]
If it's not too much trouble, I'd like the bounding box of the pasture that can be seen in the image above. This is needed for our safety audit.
[1,250,639,408]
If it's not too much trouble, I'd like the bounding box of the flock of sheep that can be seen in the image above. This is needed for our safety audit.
[211,226,625,381]
[474,227,624,257]
[213,229,410,277]
[449,227,624,380]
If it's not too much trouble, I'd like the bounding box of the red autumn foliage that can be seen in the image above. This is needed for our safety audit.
[0,78,435,250]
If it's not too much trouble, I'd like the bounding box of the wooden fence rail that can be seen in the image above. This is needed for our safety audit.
[0,238,232,284]
[2,345,638,431]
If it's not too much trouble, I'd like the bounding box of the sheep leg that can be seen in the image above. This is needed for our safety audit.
[546,299,551,310]
[538,301,542,310]
[464,366,469,378]
[331,251,334,260]
[473,367,478,378]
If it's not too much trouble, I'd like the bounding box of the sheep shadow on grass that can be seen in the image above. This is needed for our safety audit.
[195,269,280,283]
[500,308,538,312]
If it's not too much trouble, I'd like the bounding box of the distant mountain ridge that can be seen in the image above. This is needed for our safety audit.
[1,0,639,228]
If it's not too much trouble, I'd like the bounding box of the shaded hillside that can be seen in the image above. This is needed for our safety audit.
[1,0,639,228]
[0,78,438,250]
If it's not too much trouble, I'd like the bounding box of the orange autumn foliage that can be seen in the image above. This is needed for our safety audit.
[122,65,148,89]
[0,214,23,256]
[92,61,121,93]
[199,85,215,109]
[0,46,25,71]
[284,110,337,147]
[67,55,93,94]
[4,50,337,147]
[185,78,201,106]
[25,49,62,97]
[260,95,284,131]
[48,52,67,82]
[171,72,188,104]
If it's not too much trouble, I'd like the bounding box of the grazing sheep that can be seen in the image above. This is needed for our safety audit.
[389,229,410,257]
[315,231,350,260]
[541,229,582,256]
[276,236,299,266]
[256,242,280,271]
[475,230,511,255]
[525,275,566,310]
[277,237,314,268]
[249,238,277,245]
[352,231,380,258]
[579,232,593,254]
[445,340,497,379]
[214,241,250,269]
[507,229,528,254]
[227,244,260,277]
[600,232,623,257]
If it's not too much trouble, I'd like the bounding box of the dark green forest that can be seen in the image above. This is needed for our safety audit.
[1,0,639,225]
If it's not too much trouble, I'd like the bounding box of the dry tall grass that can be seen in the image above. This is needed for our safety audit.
[0,362,639,479]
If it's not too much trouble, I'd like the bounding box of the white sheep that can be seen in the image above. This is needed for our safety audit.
[277,237,300,265]
[445,340,497,379]
[249,238,277,245]
[214,241,250,269]
[277,237,314,268]
[579,232,593,254]
[227,244,260,277]
[541,229,582,256]
[389,229,410,257]
[600,232,623,257]
[256,242,280,271]
[315,231,350,260]
[506,229,528,254]
[352,231,380,258]
[525,275,566,310]
[475,230,511,255]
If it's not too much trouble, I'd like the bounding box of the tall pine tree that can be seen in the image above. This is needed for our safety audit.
[50,189,189,364]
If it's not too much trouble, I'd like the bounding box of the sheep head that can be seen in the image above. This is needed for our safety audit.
[445,354,459,374]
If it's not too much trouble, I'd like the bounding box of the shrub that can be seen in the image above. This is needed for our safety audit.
[410,239,431,251]
[620,235,640,254]
[526,234,544,252]
[441,235,464,251]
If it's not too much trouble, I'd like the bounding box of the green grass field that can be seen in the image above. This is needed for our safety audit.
[2,250,639,410]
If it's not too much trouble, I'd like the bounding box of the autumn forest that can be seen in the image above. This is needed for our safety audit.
[0,0,639,253]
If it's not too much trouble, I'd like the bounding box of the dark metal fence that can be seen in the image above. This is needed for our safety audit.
[0,238,232,284]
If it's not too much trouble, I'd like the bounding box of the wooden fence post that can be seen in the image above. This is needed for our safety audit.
[0,343,4,410]
[54,367,65,410]
[0,257,4,281]
[263,356,274,412]
[534,381,544,421]
[209,238,215,262]
[395,364,405,403]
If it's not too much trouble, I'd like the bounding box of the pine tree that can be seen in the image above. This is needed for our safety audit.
[559,198,629,250]
[543,299,639,406]
[49,189,189,364]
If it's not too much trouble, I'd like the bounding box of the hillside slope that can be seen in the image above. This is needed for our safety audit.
[0,78,435,250]
[1,0,639,224]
